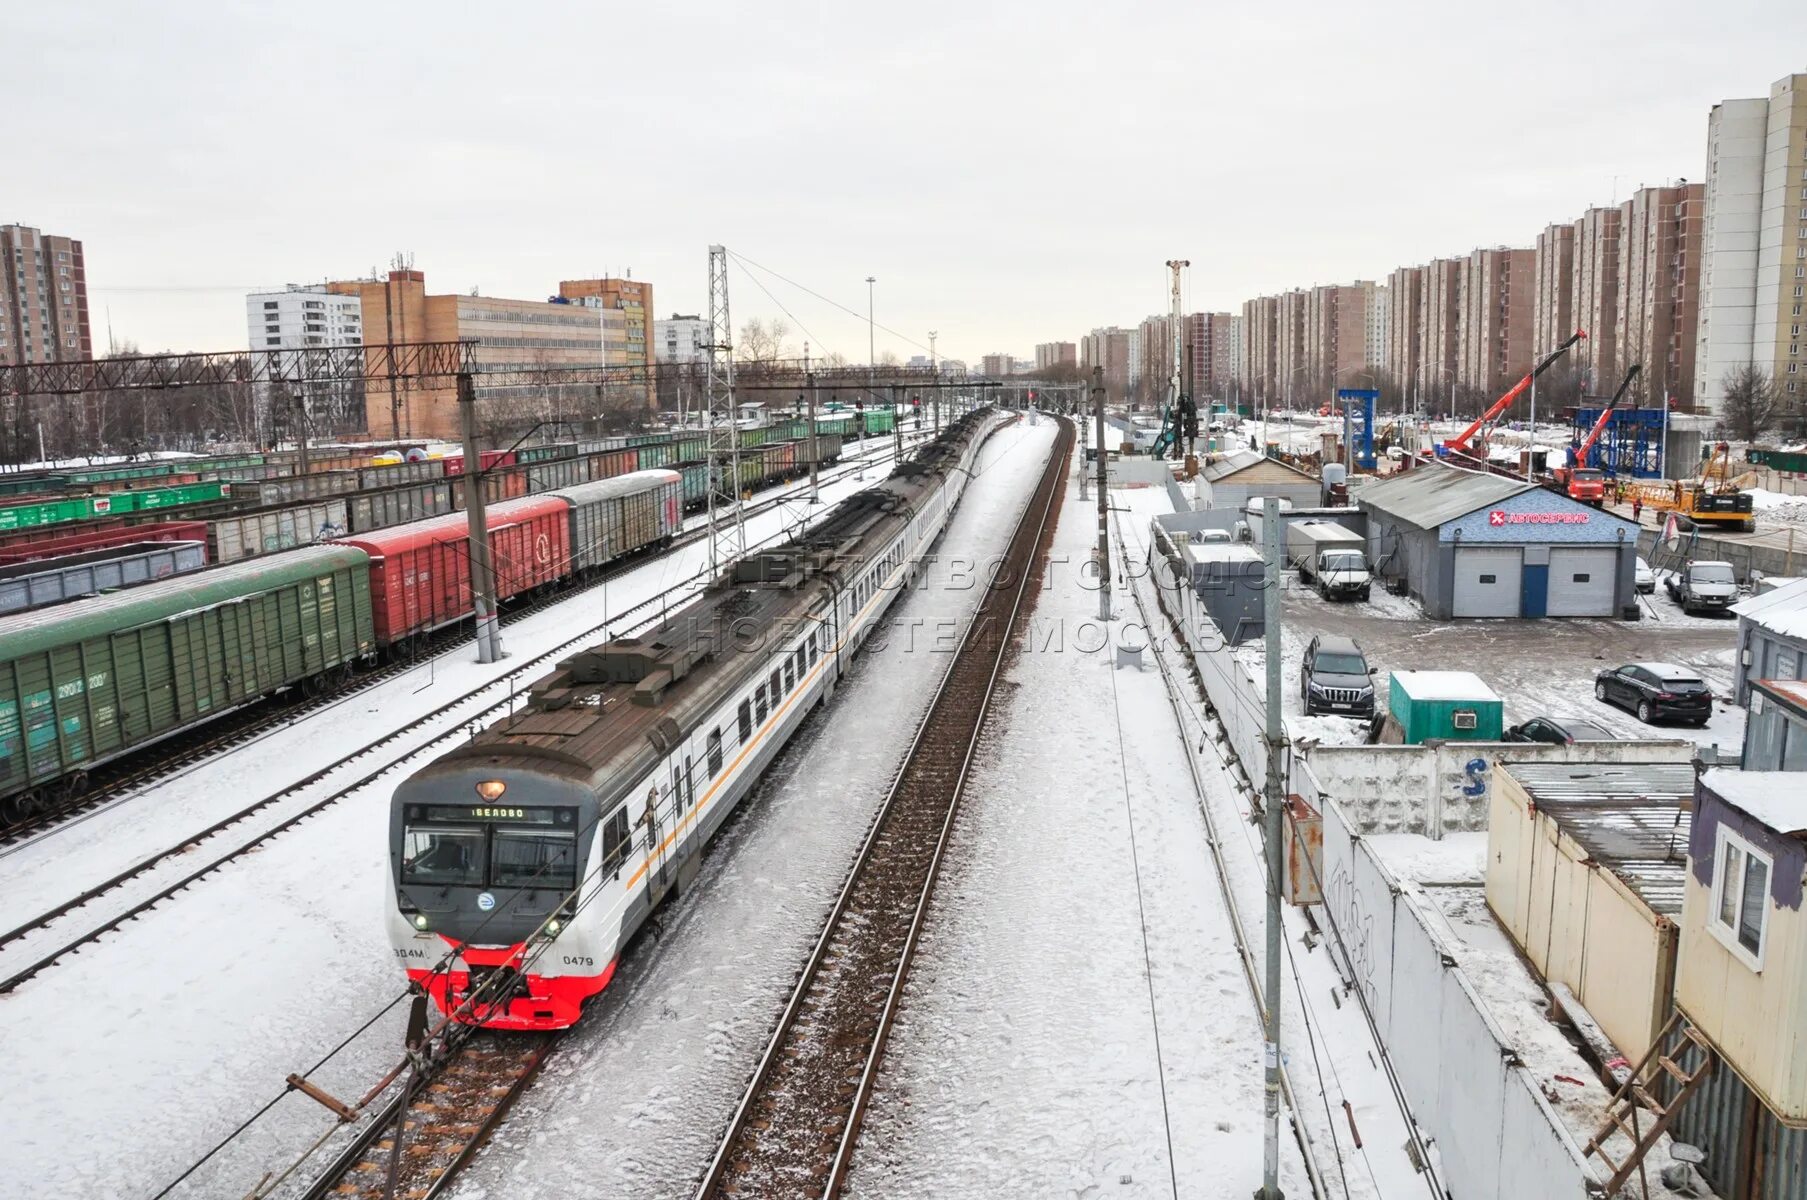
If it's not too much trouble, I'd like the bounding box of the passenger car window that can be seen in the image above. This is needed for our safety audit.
[708,728,723,776]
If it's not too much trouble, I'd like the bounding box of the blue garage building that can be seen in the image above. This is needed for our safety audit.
[1359,463,1641,619]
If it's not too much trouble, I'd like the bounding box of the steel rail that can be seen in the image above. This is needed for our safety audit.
[694,415,1070,1199]
[0,438,931,990]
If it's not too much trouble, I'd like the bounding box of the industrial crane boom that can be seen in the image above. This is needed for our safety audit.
[1572,364,1642,468]
[1442,329,1587,455]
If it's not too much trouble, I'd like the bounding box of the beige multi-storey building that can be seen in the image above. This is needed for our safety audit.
[557,278,653,372]
[1534,223,1577,357]
[1457,247,1534,396]
[1615,182,1703,407]
[980,353,1016,377]
[1571,206,1623,394]
[331,269,609,440]
[1695,72,1807,411]
[0,225,91,366]
[1275,289,1311,408]
[1034,341,1077,370]
[1386,266,1425,397]
[1419,258,1464,404]
[1080,327,1134,402]
[1240,296,1279,403]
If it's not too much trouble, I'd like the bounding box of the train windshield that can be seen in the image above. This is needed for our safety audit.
[402,827,486,887]
[492,829,578,890]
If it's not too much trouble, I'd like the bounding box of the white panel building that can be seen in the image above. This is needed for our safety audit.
[654,313,708,363]
[245,285,362,350]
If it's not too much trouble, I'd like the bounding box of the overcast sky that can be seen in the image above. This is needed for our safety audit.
[13,3,1806,365]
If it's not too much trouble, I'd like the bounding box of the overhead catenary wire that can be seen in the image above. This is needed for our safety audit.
[725,250,938,358]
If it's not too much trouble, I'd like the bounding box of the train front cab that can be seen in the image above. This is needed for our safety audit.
[388,755,611,1031]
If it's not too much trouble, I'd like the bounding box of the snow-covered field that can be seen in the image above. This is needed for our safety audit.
[0,424,1011,1199]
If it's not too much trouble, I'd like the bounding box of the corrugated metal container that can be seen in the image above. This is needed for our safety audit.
[547,470,683,573]
[585,447,639,481]
[677,462,708,510]
[673,434,707,462]
[1387,670,1503,742]
[526,457,590,494]
[1672,1052,1807,1200]
[450,466,530,510]
[0,545,375,807]
[0,541,208,614]
[634,440,676,470]
[1487,762,1693,1063]
[346,481,453,533]
[0,520,210,567]
[209,500,350,563]
[232,471,360,507]
[331,496,569,644]
[356,459,446,490]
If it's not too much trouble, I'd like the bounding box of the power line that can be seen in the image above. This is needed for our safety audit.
[726,250,937,357]
[729,257,838,364]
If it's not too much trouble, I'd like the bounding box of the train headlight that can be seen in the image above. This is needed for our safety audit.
[413,913,430,930]
[475,779,507,801]
[546,919,562,936]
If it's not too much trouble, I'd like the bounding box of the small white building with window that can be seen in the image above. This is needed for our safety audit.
[1669,769,1807,1195]
[245,284,361,351]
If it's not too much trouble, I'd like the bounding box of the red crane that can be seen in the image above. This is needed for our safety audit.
[1441,329,1587,459]
[1548,364,1641,505]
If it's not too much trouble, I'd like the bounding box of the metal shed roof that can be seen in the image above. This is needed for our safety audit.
[1357,462,1536,529]
[1202,450,1316,484]
[1732,575,1807,641]
[1504,761,1696,915]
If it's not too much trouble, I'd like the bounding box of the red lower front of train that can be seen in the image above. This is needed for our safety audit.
[408,944,617,1032]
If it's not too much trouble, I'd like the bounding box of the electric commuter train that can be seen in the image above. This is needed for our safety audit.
[387,409,1009,1030]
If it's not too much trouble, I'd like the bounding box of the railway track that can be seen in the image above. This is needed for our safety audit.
[0,434,927,845]
[695,416,1073,1199]
[295,1032,556,1200]
[0,437,933,995]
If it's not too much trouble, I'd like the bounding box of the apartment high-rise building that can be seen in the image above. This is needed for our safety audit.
[1695,73,1807,411]
[1534,223,1577,356]
[1617,182,1704,407]
[1304,283,1371,393]
[245,285,365,436]
[1457,247,1534,396]
[654,313,707,363]
[1226,315,1244,401]
[1275,289,1311,407]
[1034,341,1077,370]
[1364,283,1390,372]
[1239,296,1279,404]
[980,353,1016,377]
[1080,327,1134,401]
[1137,314,1170,404]
[331,269,608,440]
[1419,258,1463,403]
[1,225,91,365]
[1571,206,1623,393]
[1387,266,1425,398]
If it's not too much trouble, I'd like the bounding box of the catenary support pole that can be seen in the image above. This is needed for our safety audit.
[458,372,503,664]
[1094,366,1110,621]
[1259,504,1285,1199]
[807,370,820,504]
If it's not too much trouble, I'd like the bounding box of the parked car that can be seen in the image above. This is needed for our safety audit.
[1594,662,1713,726]
[1663,560,1737,615]
[1301,634,1376,717]
[1634,556,1655,594]
[1503,716,1618,744]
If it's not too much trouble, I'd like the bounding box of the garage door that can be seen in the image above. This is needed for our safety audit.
[1546,547,1617,617]
[1452,547,1522,617]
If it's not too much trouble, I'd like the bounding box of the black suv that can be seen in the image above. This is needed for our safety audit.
[1503,716,1617,744]
[1301,635,1376,717]
[1594,663,1713,726]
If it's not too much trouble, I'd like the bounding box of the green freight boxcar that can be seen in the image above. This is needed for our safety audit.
[635,440,676,469]
[677,461,709,509]
[0,544,375,818]
[673,434,708,462]
[0,474,69,498]
[861,409,897,436]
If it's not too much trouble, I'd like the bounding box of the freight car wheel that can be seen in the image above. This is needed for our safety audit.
[1,793,34,826]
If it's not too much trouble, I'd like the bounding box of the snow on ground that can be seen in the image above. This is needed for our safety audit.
[1114,490,1432,1199]
[845,474,1311,1200]
[0,423,1021,1199]
[1746,487,1807,524]
[0,433,925,937]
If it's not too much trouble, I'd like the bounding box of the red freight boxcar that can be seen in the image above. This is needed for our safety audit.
[332,495,569,644]
[442,449,516,477]
[0,520,211,567]
[0,516,133,553]
[586,447,638,480]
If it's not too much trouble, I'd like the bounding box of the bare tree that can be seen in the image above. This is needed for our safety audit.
[737,318,792,365]
[1717,364,1782,443]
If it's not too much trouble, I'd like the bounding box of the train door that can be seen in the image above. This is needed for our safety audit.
[642,780,669,908]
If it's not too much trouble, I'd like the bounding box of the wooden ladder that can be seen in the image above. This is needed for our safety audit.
[1582,1011,1715,1195]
